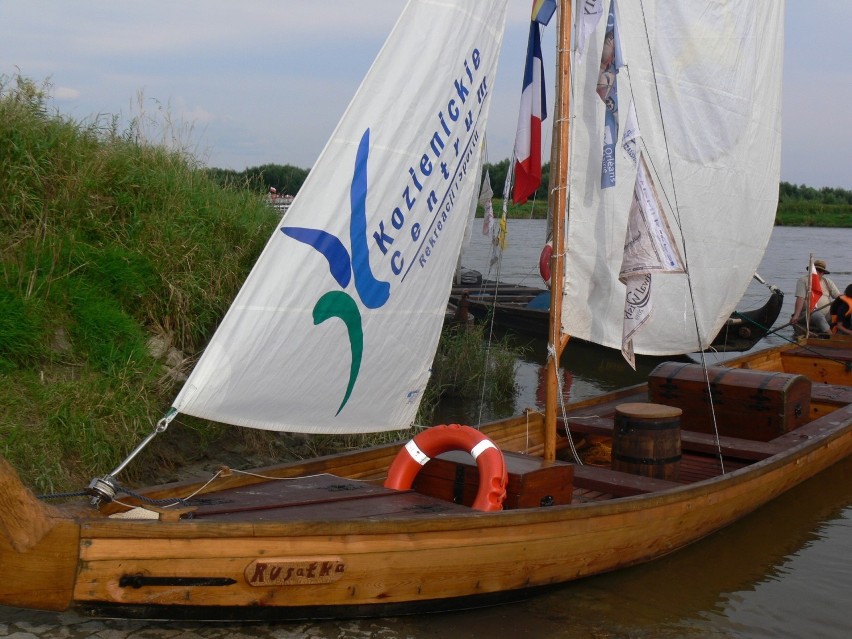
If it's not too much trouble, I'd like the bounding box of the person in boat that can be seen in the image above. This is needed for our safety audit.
[790,259,839,334]
[830,284,852,335]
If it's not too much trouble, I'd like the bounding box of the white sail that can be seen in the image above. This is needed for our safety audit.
[172,0,509,433]
[562,1,784,354]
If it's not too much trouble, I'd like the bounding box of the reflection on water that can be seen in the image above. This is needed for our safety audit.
[436,333,661,425]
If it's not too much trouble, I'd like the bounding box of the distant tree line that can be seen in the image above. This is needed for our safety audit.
[207,160,850,208]
[206,163,310,196]
[778,182,852,205]
[478,159,551,202]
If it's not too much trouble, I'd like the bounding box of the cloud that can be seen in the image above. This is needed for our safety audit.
[2,1,848,188]
[174,97,215,125]
[53,86,80,101]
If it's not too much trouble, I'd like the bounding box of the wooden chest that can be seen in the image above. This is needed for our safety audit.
[413,450,573,509]
[648,362,811,441]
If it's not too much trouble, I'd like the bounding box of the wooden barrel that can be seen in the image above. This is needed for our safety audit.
[611,403,682,480]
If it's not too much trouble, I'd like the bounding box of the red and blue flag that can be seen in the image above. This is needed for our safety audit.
[513,20,547,204]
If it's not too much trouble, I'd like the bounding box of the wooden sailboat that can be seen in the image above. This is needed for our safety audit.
[2,0,851,622]
[449,278,785,352]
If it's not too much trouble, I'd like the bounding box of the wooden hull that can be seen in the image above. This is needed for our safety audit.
[2,340,852,620]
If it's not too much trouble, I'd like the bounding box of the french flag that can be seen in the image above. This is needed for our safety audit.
[512,20,547,204]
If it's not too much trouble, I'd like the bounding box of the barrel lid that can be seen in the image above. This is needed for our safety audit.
[615,402,682,418]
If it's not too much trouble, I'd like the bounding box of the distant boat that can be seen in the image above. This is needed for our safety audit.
[450,276,785,353]
[3,0,850,623]
[267,192,294,213]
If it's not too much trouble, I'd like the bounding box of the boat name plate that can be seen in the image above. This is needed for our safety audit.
[245,557,346,586]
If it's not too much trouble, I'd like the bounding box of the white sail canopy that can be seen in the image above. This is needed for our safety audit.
[562,0,784,354]
[173,0,509,433]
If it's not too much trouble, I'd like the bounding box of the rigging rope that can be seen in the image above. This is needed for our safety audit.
[629,1,727,473]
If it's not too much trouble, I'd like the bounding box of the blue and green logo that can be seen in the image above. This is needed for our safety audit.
[281,129,388,414]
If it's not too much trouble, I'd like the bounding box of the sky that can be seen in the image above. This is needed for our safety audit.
[2,1,849,190]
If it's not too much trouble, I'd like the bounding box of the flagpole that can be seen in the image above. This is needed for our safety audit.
[544,0,572,462]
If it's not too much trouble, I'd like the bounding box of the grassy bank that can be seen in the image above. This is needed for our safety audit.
[774,202,852,227]
[0,76,520,493]
[0,76,283,492]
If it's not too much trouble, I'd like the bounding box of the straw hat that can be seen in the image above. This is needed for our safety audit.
[814,259,830,273]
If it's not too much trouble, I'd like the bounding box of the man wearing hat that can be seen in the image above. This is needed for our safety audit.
[791,258,840,333]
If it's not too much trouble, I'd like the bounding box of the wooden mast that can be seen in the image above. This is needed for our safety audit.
[543,0,572,461]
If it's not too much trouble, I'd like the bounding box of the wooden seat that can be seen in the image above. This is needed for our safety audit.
[809,383,852,406]
[562,416,786,460]
[571,464,681,497]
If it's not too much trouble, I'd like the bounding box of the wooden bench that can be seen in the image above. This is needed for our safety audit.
[809,383,852,406]
[571,464,681,497]
[561,416,786,461]
[413,448,685,505]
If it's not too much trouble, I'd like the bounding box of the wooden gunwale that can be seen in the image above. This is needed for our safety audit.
[75,430,852,556]
[76,399,852,541]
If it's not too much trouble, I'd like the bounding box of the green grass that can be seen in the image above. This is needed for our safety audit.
[775,202,852,227]
[423,322,522,420]
[0,75,277,491]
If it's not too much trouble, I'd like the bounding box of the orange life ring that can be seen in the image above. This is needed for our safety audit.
[539,242,553,286]
[384,424,508,511]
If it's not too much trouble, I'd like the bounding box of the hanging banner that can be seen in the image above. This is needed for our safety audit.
[576,0,604,60]
[619,154,685,368]
[597,0,623,189]
[621,99,640,168]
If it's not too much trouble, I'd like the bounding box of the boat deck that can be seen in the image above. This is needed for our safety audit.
[188,474,471,522]
[115,380,852,523]
[177,447,754,522]
[178,427,785,523]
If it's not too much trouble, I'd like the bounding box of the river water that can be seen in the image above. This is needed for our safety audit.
[2,223,851,638]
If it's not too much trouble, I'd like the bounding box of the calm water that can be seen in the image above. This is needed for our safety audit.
[2,224,851,638]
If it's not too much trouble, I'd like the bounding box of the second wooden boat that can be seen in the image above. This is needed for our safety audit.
[450,278,785,353]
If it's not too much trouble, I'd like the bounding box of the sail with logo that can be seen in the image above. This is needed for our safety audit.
[172,2,508,434]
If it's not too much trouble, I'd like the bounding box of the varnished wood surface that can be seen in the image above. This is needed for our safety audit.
[0,457,80,611]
